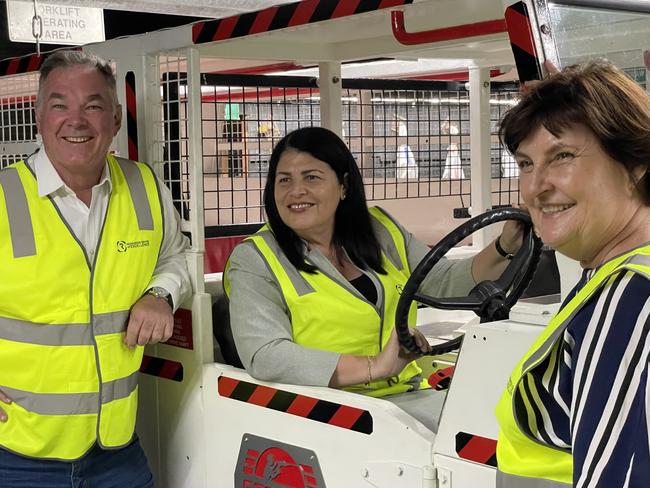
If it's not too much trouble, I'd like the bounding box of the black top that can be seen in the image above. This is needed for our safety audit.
[349,273,378,305]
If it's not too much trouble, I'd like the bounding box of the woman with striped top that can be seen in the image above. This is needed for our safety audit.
[495,61,650,487]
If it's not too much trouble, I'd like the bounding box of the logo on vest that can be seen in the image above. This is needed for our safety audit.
[117,240,150,252]
[396,284,404,295]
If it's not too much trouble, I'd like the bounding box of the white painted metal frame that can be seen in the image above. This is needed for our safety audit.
[318,61,343,137]
[469,66,495,249]
[0,1,574,486]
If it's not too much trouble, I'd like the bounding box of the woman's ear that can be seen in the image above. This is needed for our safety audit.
[341,172,349,200]
[631,166,648,191]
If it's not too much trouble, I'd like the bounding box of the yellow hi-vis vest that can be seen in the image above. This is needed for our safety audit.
[0,155,163,461]
[495,244,650,487]
[225,207,428,397]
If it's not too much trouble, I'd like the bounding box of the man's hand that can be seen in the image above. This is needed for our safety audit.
[124,295,174,348]
[0,389,12,422]
[522,60,560,92]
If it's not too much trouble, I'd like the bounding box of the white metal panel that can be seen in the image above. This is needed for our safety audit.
[201,364,436,488]
[434,453,496,488]
[433,317,548,462]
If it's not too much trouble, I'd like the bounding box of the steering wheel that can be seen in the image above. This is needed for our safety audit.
[395,207,542,356]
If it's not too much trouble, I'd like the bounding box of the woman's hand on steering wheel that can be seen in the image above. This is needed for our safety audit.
[499,206,527,256]
[374,327,430,379]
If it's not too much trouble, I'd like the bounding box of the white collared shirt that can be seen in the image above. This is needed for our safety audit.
[27,149,191,310]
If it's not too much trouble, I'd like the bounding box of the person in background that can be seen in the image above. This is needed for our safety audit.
[496,61,650,487]
[224,126,522,432]
[0,50,191,487]
[393,116,419,179]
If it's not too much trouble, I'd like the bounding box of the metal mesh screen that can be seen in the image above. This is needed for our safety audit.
[490,87,520,207]
[0,72,39,168]
[154,54,192,223]
[201,74,320,226]
[342,81,472,206]
[195,74,519,226]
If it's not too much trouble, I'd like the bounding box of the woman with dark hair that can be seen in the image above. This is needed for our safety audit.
[496,61,650,487]
[224,126,521,430]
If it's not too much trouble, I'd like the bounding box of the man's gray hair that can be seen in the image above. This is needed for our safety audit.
[37,50,118,107]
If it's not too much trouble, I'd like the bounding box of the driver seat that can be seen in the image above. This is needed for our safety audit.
[212,293,244,369]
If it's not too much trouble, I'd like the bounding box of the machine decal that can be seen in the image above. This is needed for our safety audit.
[235,433,326,487]
[125,71,139,161]
[140,355,184,382]
[504,1,543,82]
[165,307,194,349]
[455,432,497,467]
[192,0,414,45]
[218,376,373,434]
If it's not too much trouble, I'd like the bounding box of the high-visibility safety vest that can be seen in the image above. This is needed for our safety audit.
[495,244,650,487]
[225,207,427,397]
[0,155,163,461]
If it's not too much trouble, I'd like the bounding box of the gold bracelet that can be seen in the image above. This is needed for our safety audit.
[365,356,374,385]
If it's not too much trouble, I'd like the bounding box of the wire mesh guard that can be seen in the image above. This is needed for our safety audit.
[170,73,522,227]
[0,72,39,169]
[1,53,648,231]
[0,64,523,228]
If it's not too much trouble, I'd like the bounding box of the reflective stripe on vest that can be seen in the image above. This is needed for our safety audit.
[495,245,650,486]
[0,370,138,415]
[0,156,163,460]
[497,471,570,488]
[0,167,36,258]
[225,206,424,397]
[0,311,129,346]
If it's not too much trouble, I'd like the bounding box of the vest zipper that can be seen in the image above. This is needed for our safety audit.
[89,188,111,445]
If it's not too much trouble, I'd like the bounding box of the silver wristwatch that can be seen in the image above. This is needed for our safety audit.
[146,286,173,309]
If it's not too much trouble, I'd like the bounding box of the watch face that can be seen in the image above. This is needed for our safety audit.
[150,287,170,298]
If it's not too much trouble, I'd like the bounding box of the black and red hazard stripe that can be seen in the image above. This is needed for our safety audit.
[0,53,46,77]
[140,355,184,382]
[125,71,139,161]
[504,1,543,82]
[0,48,81,77]
[193,0,414,44]
[455,432,497,467]
[219,376,373,434]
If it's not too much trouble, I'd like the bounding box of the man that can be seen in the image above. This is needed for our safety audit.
[0,50,191,486]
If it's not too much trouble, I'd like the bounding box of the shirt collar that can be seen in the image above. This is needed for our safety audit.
[31,149,112,198]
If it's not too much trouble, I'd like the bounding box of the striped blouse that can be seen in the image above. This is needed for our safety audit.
[521,267,650,487]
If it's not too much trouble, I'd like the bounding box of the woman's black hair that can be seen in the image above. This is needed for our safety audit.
[264,126,385,274]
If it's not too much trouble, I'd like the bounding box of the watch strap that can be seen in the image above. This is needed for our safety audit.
[495,236,515,260]
[146,287,174,310]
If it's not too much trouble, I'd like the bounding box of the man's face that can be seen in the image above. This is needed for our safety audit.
[36,66,122,183]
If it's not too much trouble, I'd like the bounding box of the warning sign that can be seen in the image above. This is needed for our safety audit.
[6,1,105,46]
[165,308,194,350]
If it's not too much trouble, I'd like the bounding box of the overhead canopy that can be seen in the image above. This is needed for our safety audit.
[6,0,289,18]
